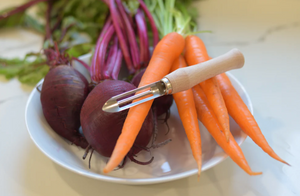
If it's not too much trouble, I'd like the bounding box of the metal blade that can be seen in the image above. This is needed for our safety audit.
[102,80,166,113]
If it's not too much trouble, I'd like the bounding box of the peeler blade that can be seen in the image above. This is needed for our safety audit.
[102,81,166,113]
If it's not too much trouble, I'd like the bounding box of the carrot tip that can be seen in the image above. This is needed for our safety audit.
[197,170,201,179]
[282,161,291,166]
[103,168,109,174]
[274,156,290,166]
[250,171,263,176]
[197,171,201,181]
[197,162,202,180]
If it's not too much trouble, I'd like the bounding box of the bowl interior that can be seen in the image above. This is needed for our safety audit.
[25,54,252,185]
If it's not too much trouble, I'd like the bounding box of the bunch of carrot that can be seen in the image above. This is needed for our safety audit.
[102,31,289,176]
[96,0,290,177]
[185,35,289,176]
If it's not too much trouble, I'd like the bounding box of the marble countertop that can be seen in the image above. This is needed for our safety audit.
[1,0,299,195]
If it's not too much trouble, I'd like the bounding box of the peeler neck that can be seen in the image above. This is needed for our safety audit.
[161,77,173,95]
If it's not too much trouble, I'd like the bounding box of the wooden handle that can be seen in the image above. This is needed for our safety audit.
[164,48,244,94]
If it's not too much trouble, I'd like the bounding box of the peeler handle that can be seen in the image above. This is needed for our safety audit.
[164,48,244,94]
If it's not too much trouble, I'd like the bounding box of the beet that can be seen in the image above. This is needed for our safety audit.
[80,80,153,157]
[153,95,173,117]
[40,65,89,148]
[131,69,173,116]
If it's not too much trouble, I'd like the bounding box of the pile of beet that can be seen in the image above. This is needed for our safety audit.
[2,0,174,168]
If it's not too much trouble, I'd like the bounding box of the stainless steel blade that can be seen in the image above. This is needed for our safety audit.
[102,80,166,113]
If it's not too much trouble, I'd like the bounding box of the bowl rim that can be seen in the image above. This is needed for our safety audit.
[25,72,253,185]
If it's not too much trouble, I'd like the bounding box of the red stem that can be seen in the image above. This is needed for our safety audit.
[50,15,62,33]
[111,49,123,80]
[127,11,135,28]
[96,24,115,80]
[91,17,112,82]
[137,0,159,48]
[103,35,118,79]
[50,1,68,34]
[44,46,69,67]
[72,57,90,72]
[121,2,135,27]
[116,0,140,69]
[109,0,135,74]
[0,0,48,20]
[54,42,60,60]
[135,9,149,67]
[45,1,52,41]
[141,11,150,64]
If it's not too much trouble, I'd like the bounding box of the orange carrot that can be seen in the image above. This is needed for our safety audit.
[185,35,230,141]
[192,85,262,175]
[103,32,185,173]
[202,77,230,140]
[171,56,202,177]
[215,73,289,165]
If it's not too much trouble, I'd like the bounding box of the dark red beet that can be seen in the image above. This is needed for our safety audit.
[131,69,173,116]
[40,65,89,148]
[130,69,146,87]
[80,80,153,157]
[153,95,173,117]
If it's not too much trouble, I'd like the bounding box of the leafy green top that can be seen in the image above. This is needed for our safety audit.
[144,0,200,38]
[0,0,109,85]
[0,55,49,85]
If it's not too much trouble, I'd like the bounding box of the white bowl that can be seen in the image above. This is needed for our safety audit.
[25,54,252,185]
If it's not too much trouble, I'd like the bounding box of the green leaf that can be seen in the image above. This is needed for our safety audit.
[54,0,109,42]
[0,66,23,79]
[22,14,45,33]
[62,16,83,29]
[0,57,49,85]
[0,58,24,79]
[66,43,94,57]
[0,7,44,33]
[0,9,25,27]
[0,0,111,85]
[0,57,24,65]
[145,0,205,37]
[18,65,49,85]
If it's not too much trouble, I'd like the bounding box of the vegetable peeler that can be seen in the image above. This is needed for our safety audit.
[102,48,244,113]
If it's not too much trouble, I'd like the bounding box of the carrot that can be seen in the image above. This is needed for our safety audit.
[192,85,262,175]
[202,77,230,140]
[171,56,202,177]
[103,32,185,173]
[185,35,230,141]
[215,73,289,165]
